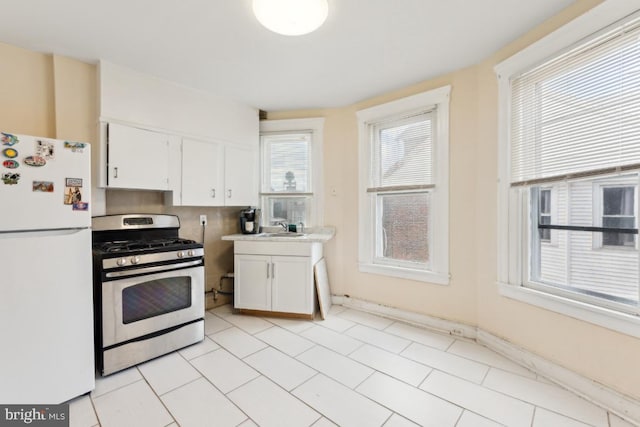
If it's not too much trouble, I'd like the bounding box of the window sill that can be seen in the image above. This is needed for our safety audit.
[498,282,640,339]
[359,262,450,285]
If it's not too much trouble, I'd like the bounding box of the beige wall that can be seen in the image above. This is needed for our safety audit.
[0,42,55,136]
[270,0,640,400]
[270,68,484,327]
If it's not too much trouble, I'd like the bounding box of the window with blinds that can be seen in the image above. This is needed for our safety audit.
[369,112,433,192]
[510,16,640,186]
[358,85,449,283]
[260,132,313,226]
[368,110,435,267]
[509,14,640,313]
[262,133,311,193]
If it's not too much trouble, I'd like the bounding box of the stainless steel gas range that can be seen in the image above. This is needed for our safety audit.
[92,214,205,376]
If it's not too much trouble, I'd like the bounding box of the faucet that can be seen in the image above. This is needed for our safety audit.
[277,221,288,232]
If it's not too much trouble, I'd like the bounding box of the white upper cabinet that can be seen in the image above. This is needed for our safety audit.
[99,62,258,148]
[98,61,259,194]
[173,140,259,207]
[181,138,224,206]
[224,145,259,207]
[107,123,170,190]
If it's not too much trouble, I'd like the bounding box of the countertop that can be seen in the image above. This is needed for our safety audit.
[222,227,335,243]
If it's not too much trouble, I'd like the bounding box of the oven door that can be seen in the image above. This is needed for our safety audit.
[101,265,204,348]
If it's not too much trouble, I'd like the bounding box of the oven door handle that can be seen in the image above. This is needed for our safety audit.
[105,259,203,278]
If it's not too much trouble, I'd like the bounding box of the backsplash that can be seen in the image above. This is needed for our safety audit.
[105,189,244,309]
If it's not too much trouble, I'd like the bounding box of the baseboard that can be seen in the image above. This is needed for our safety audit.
[331,295,477,339]
[331,295,640,426]
[476,330,640,426]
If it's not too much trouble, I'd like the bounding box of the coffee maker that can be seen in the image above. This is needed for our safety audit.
[239,207,261,234]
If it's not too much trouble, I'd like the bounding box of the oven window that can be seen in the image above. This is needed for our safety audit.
[122,277,192,324]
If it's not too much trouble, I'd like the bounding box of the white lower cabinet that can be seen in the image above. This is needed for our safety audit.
[235,255,271,311]
[271,256,312,313]
[234,241,322,316]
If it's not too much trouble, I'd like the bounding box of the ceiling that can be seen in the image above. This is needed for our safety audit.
[0,0,576,111]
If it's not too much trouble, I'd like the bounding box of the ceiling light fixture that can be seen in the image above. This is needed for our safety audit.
[252,0,328,36]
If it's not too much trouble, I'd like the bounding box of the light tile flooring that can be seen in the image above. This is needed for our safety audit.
[69,305,636,427]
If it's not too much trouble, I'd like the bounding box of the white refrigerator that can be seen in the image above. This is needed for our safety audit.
[0,131,94,403]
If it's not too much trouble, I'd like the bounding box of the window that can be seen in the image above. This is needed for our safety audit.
[261,132,312,226]
[601,186,636,248]
[259,118,324,227]
[373,113,432,267]
[539,189,552,242]
[357,86,450,284]
[496,3,640,335]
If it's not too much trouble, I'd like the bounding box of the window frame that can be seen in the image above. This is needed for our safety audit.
[357,86,450,285]
[495,0,640,338]
[259,118,324,227]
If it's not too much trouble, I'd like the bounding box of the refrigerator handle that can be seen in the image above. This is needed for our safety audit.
[0,228,89,240]
[114,167,118,179]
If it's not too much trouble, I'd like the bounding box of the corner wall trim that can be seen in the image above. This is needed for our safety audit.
[331,295,640,426]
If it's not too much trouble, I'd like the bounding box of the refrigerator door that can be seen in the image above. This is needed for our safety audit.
[0,228,95,403]
[0,133,91,231]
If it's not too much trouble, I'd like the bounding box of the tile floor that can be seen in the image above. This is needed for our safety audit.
[68,304,637,427]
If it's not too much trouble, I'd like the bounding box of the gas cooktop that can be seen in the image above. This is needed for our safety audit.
[95,238,198,253]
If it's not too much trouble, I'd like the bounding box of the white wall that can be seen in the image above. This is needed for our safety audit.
[99,61,258,146]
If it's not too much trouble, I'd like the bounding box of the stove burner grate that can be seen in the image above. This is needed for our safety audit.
[97,238,197,253]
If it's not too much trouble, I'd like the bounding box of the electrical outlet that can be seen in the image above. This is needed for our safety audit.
[199,215,207,226]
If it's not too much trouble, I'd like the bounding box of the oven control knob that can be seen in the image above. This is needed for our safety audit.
[131,256,141,265]
[116,257,127,267]
[177,251,184,258]
[187,250,195,257]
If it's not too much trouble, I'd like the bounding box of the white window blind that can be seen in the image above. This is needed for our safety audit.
[369,111,434,192]
[510,16,640,185]
[262,133,311,193]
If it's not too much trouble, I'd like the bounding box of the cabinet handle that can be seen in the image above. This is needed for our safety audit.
[227,189,232,198]
[266,263,270,278]
[211,189,216,198]
[114,167,118,179]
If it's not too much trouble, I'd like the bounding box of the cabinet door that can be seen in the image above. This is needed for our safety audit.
[107,123,170,190]
[271,256,313,315]
[225,145,259,206]
[181,138,224,206]
[234,255,271,311]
